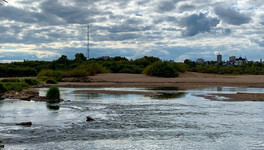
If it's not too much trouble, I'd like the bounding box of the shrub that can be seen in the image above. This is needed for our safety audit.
[0,83,7,93]
[37,70,62,81]
[1,78,20,82]
[143,61,179,77]
[46,79,58,84]
[23,78,39,85]
[63,68,88,77]
[4,82,30,91]
[46,86,60,100]
[78,63,109,76]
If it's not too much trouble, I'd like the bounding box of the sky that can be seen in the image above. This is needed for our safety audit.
[0,0,264,62]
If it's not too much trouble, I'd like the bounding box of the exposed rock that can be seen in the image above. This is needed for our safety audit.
[2,88,39,100]
[1,88,63,102]
[15,122,32,126]
[86,116,95,121]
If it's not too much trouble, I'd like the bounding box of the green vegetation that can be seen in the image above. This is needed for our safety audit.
[46,86,60,100]
[46,79,58,84]
[0,83,7,94]
[23,78,39,86]
[0,78,20,82]
[0,78,39,94]
[183,60,264,75]
[3,82,29,91]
[143,61,185,77]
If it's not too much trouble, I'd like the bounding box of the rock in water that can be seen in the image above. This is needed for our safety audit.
[86,116,95,121]
[15,122,32,126]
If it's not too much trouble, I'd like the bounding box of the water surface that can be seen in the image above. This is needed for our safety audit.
[1,87,264,150]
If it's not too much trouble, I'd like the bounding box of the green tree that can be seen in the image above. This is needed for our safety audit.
[75,53,86,62]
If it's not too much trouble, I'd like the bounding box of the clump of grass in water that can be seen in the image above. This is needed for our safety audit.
[46,86,60,102]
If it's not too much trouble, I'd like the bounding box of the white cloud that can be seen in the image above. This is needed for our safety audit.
[0,0,264,62]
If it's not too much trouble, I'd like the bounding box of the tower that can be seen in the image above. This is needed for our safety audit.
[217,54,222,62]
[87,25,90,59]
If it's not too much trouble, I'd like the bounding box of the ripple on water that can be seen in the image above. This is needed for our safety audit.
[1,87,264,150]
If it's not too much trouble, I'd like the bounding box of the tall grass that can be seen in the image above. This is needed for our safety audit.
[3,82,30,91]
[63,63,109,77]
[37,70,63,81]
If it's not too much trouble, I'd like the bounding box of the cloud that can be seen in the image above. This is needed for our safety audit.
[156,1,177,12]
[214,6,252,25]
[179,13,219,36]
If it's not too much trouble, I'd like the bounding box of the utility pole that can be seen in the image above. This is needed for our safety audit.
[87,25,90,59]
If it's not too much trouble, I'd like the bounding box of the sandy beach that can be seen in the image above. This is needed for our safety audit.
[55,72,264,89]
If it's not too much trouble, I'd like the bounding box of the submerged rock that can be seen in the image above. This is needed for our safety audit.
[15,122,32,126]
[86,116,95,122]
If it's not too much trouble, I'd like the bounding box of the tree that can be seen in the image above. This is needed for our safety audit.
[75,53,86,62]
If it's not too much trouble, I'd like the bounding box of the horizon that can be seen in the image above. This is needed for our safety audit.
[0,0,264,62]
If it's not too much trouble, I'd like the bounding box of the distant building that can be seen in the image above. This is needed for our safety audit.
[196,58,205,64]
[229,56,236,62]
[217,54,222,63]
[234,57,247,65]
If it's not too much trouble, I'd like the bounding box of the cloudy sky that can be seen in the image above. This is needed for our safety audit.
[0,0,264,62]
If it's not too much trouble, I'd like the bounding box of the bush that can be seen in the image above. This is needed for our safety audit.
[143,61,179,77]
[0,83,7,93]
[78,63,109,76]
[63,68,89,77]
[1,78,20,82]
[46,86,60,100]
[23,78,39,85]
[46,79,58,84]
[37,70,62,81]
[4,82,30,91]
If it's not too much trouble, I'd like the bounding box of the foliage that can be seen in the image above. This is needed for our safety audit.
[75,53,86,62]
[23,78,39,86]
[3,82,29,91]
[77,63,109,76]
[46,79,58,84]
[1,78,20,82]
[0,83,7,93]
[143,61,180,77]
[37,70,62,81]
[46,86,60,100]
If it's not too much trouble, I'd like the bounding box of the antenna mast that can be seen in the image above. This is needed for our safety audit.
[87,25,90,59]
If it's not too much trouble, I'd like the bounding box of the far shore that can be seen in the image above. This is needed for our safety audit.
[44,72,264,90]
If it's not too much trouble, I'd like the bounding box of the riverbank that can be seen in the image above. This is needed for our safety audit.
[50,72,264,90]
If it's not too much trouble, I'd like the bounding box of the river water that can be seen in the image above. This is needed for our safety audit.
[1,87,264,150]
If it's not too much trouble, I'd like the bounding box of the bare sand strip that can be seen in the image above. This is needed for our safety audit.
[55,72,264,90]
[196,93,264,102]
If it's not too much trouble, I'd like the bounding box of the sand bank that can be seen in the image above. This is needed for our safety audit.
[53,72,264,90]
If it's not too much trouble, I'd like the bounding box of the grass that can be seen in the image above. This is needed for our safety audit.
[46,86,60,100]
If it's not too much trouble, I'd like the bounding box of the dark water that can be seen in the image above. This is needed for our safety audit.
[1,87,264,150]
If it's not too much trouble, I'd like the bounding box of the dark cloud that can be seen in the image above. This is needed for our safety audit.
[157,1,177,12]
[179,13,219,36]
[178,4,195,11]
[108,18,152,33]
[214,6,252,25]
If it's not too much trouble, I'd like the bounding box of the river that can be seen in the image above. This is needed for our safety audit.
[1,87,264,150]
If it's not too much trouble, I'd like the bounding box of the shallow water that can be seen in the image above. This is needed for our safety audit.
[1,87,264,150]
